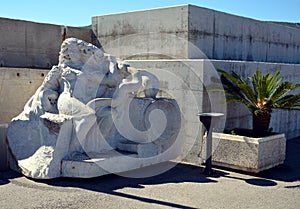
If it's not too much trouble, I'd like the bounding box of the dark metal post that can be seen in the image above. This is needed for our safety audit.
[0,124,8,171]
[197,113,224,176]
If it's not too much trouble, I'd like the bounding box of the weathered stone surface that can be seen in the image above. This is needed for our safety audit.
[0,17,92,68]
[201,132,286,173]
[0,68,47,123]
[6,38,181,179]
[93,5,300,64]
[61,150,138,178]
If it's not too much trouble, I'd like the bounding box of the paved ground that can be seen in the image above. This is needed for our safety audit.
[0,138,299,209]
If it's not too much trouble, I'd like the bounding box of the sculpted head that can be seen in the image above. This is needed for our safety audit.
[59,38,105,71]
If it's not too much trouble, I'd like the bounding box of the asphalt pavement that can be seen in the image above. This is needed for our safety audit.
[0,138,299,209]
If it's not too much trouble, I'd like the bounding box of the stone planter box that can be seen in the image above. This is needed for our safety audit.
[201,132,286,173]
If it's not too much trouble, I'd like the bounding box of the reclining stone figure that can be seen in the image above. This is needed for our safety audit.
[7,38,181,179]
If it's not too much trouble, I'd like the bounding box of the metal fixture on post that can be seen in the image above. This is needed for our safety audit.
[197,113,224,176]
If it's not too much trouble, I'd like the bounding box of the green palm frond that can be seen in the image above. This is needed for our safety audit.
[218,69,300,113]
[275,93,300,110]
[266,82,299,108]
[218,69,257,108]
[265,71,281,95]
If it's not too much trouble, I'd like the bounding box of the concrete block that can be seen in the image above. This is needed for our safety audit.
[201,132,286,173]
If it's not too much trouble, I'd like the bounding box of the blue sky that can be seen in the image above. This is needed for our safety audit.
[1,0,299,26]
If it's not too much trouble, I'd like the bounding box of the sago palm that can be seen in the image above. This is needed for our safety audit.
[218,69,300,137]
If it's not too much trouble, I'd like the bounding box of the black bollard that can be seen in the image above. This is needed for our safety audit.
[197,113,224,176]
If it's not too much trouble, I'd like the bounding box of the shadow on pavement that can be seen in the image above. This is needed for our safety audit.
[244,178,277,187]
[3,162,224,208]
[0,170,21,186]
[210,137,300,187]
[1,162,223,209]
[258,137,300,183]
[41,162,221,189]
[37,162,226,209]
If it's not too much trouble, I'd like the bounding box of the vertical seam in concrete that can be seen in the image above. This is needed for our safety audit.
[265,27,270,62]
[212,13,216,59]
[61,26,67,43]
[187,5,191,58]
[25,24,28,67]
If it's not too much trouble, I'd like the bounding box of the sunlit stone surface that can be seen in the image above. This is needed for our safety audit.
[7,38,181,179]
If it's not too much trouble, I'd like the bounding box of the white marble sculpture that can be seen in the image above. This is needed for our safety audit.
[7,38,181,179]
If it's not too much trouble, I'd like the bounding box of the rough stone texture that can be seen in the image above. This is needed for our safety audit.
[92,5,300,64]
[201,132,286,173]
[0,124,8,171]
[0,17,93,69]
[6,38,181,179]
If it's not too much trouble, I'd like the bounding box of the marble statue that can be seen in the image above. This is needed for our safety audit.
[7,38,181,179]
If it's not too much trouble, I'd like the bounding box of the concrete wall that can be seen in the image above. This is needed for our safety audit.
[126,60,300,162]
[1,5,300,164]
[0,68,47,123]
[188,5,300,63]
[92,5,300,64]
[127,60,300,140]
[126,60,227,163]
[0,18,92,69]
[1,60,300,163]
[92,5,189,60]
[210,60,300,139]
[0,63,207,163]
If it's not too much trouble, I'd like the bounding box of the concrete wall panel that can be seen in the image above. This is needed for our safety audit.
[93,5,300,64]
[0,18,92,69]
[0,68,47,123]
[92,6,189,59]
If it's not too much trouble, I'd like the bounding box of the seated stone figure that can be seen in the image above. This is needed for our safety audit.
[7,38,181,179]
